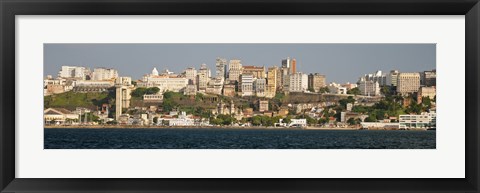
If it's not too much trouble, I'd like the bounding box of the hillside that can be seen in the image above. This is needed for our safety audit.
[44,90,115,111]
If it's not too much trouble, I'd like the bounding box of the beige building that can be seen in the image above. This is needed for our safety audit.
[44,108,79,125]
[417,86,436,103]
[266,67,278,98]
[115,77,133,120]
[184,84,197,96]
[197,64,210,92]
[396,73,421,95]
[138,68,188,92]
[184,67,197,85]
[308,73,326,92]
[92,68,118,81]
[258,100,269,112]
[223,84,236,97]
[242,65,266,79]
[228,59,243,82]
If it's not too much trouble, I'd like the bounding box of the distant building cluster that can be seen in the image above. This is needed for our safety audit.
[44,56,436,130]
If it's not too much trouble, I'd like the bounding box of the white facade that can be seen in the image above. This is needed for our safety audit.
[143,94,163,101]
[74,80,114,88]
[289,119,307,127]
[185,67,197,85]
[359,79,380,96]
[386,70,400,86]
[289,72,308,92]
[215,57,227,80]
[139,70,188,93]
[399,111,436,129]
[362,70,387,86]
[58,66,88,80]
[240,74,254,96]
[328,82,347,95]
[254,78,266,97]
[92,68,118,81]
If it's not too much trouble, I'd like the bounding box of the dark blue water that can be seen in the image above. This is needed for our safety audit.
[44,128,436,149]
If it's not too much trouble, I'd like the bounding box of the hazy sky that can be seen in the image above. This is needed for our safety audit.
[44,44,435,83]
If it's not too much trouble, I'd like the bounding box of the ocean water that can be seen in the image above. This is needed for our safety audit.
[44,128,436,149]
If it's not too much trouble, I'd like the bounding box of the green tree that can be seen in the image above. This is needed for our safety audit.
[364,116,377,122]
[251,116,262,126]
[319,87,330,94]
[347,87,361,95]
[347,118,357,125]
[318,118,328,125]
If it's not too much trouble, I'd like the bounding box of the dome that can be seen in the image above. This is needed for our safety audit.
[152,67,159,76]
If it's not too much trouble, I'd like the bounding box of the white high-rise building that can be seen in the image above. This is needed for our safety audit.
[184,67,197,85]
[289,72,308,92]
[240,74,254,96]
[359,78,380,96]
[58,66,88,80]
[92,68,118,81]
[386,70,400,86]
[215,57,227,80]
[362,70,387,86]
[197,64,210,91]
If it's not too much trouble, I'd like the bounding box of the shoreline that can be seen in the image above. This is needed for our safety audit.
[44,125,361,130]
[43,125,431,131]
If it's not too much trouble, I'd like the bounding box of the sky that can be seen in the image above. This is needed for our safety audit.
[44,44,436,83]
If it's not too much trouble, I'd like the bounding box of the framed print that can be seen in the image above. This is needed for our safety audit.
[1,0,479,192]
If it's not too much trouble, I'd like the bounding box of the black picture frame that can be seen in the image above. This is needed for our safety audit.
[1,0,479,192]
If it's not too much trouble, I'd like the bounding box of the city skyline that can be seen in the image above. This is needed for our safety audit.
[44,44,436,83]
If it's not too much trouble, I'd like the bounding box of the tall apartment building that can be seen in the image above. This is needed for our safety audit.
[228,59,242,82]
[240,74,254,96]
[359,78,380,96]
[266,67,278,98]
[362,70,387,86]
[196,66,209,92]
[387,70,400,87]
[92,68,118,81]
[421,70,436,87]
[281,57,297,74]
[184,67,197,85]
[308,73,326,92]
[291,59,297,74]
[289,72,308,92]
[58,66,88,80]
[215,57,227,80]
[396,72,421,95]
[242,65,266,79]
[254,78,266,97]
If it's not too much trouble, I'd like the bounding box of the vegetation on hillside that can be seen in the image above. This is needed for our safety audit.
[44,89,115,111]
